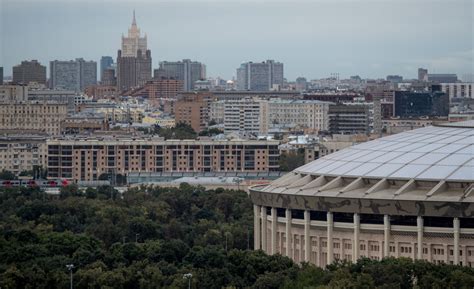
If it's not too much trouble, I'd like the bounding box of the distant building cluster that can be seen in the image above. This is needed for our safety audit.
[0,13,473,212]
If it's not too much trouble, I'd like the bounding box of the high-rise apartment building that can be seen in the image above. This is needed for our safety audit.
[266,99,330,133]
[222,98,267,135]
[212,98,330,135]
[100,56,114,82]
[236,60,284,91]
[175,92,212,132]
[12,60,47,85]
[50,58,97,92]
[155,59,206,91]
[116,12,152,91]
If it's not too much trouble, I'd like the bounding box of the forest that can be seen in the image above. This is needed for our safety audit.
[1,184,473,289]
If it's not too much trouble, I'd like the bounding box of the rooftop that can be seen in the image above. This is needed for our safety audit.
[295,121,473,182]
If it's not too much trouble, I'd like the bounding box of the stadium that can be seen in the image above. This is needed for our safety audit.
[250,121,474,267]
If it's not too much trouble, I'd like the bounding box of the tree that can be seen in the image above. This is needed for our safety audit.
[199,128,224,136]
[0,170,16,180]
[60,184,81,198]
[157,122,197,140]
[279,149,305,172]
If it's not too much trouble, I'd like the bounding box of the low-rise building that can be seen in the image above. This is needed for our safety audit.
[46,135,280,181]
[381,117,446,134]
[61,113,109,134]
[84,85,117,99]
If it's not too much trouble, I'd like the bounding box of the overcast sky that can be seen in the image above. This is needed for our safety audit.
[1,0,473,80]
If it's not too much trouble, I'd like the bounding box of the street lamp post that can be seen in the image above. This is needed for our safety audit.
[66,264,74,289]
[183,273,192,289]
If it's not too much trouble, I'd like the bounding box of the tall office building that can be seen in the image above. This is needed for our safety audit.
[50,58,97,92]
[418,68,428,81]
[100,56,114,81]
[155,59,206,91]
[0,67,3,85]
[116,11,152,91]
[236,60,284,91]
[12,60,47,85]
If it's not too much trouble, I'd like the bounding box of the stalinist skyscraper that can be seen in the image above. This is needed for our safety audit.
[117,11,152,91]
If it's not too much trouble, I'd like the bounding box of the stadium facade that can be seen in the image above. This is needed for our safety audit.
[250,121,474,267]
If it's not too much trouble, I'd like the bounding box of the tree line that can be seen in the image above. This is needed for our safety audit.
[0,184,473,288]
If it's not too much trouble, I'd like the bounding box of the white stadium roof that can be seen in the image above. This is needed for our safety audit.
[295,121,474,182]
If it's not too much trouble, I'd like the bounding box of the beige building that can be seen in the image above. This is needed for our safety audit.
[175,92,213,132]
[381,118,444,134]
[0,84,29,102]
[0,132,48,175]
[84,85,117,99]
[211,98,330,135]
[441,83,473,99]
[250,122,474,267]
[266,99,330,133]
[0,101,68,135]
[47,135,280,181]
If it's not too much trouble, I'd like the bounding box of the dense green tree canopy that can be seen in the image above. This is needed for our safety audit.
[0,184,473,288]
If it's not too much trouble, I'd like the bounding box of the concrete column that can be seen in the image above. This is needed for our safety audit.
[383,215,390,258]
[327,212,334,265]
[271,207,277,255]
[304,210,311,262]
[462,245,467,266]
[428,243,432,262]
[261,206,267,253]
[454,217,460,265]
[285,209,292,259]
[300,234,304,262]
[316,236,321,267]
[254,205,261,250]
[444,244,449,263]
[417,216,423,260]
[353,213,360,263]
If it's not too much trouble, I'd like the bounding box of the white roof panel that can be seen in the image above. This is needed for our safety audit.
[296,122,474,181]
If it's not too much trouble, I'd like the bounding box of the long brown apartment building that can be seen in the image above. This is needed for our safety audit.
[47,135,280,181]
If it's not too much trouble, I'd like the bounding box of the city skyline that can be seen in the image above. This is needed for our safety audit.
[1,0,473,80]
